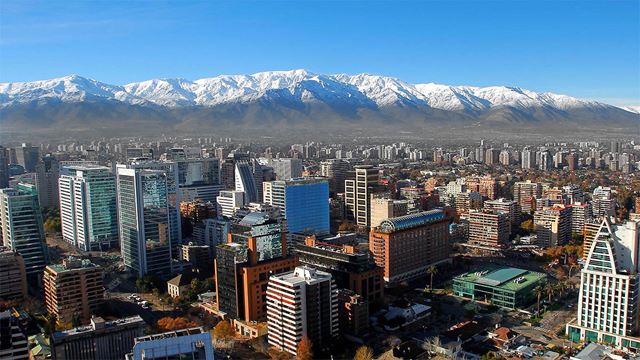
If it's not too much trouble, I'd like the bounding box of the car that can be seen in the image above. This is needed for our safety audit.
[128,294,136,299]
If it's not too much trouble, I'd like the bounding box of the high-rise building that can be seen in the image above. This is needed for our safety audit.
[521,148,534,169]
[484,148,499,165]
[175,157,222,203]
[569,202,593,235]
[125,148,153,160]
[216,190,245,218]
[582,220,602,260]
[499,150,511,166]
[337,289,370,337]
[562,184,585,205]
[59,165,119,251]
[345,165,381,229]
[267,266,339,355]
[0,310,28,360]
[369,194,409,228]
[567,153,578,171]
[44,257,104,326]
[235,161,259,203]
[263,178,330,235]
[534,204,572,247]
[592,186,616,218]
[268,158,303,180]
[35,154,60,209]
[0,184,49,281]
[369,210,450,284]
[513,180,545,213]
[126,327,214,360]
[454,191,483,215]
[215,211,297,322]
[566,219,639,351]
[468,210,510,248]
[116,166,175,278]
[15,143,39,172]
[0,146,9,188]
[0,247,28,301]
[484,198,519,234]
[295,235,384,304]
[319,160,352,193]
[52,316,146,360]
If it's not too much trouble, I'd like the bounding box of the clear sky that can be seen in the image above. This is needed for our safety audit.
[1,0,638,107]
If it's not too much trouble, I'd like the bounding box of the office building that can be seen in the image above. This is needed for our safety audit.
[125,148,153,160]
[534,204,572,247]
[175,157,222,203]
[345,165,381,229]
[566,219,640,351]
[267,266,339,355]
[453,266,546,310]
[296,235,384,303]
[369,210,450,284]
[337,289,370,337]
[52,316,146,360]
[116,166,176,278]
[181,243,212,276]
[484,198,519,234]
[268,158,303,180]
[15,143,39,172]
[126,327,214,360]
[215,212,297,322]
[0,184,49,280]
[216,190,245,218]
[35,155,60,209]
[263,177,330,235]
[44,257,104,326]
[0,146,9,188]
[235,161,259,203]
[0,248,27,301]
[370,195,409,228]
[59,165,119,251]
[468,211,510,248]
[582,220,603,260]
[320,159,351,193]
[0,310,28,360]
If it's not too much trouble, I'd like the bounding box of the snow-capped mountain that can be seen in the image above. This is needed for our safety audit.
[0,69,637,133]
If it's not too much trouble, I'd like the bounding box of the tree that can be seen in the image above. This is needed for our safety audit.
[296,336,313,360]
[353,345,374,360]
[520,219,535,233]
[212,320,235,342]
[534,285,544,315]
[157,316,197,332]
[427,265,438,291]
[44,217,61,233]
[546,283,556,302]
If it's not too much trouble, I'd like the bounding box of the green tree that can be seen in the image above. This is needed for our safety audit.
[427,265,438,292]
[534,285,545,315]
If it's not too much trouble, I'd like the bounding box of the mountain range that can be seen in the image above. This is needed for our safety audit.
[1,69,637,135]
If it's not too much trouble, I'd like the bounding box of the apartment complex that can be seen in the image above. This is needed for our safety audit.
[0,248,27,301]
[369,210,450,284]
[59,165,119,251]
[44,258,104,326]
[468,211,510,248]
[266,266,339,355]
[513,180,546,213]
[534,204,572,247]
[566,219,640,351]
[484,198,519,234]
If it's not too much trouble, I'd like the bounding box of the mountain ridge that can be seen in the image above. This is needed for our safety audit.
[1,69,638,134]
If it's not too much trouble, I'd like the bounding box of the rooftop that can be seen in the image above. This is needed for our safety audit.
[454,266,546,292]
[53,316,145,340]
[376,209,446,233]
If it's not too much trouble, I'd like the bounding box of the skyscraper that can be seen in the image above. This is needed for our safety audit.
[263,177,330,235]
[567,218,639,351]
[593,186,616,218]
[0,184,49,281]
[534,204,572,247]
[15,143,39,172]
[0,247,28,301]
[267,266,339,355]
[235,161,259,203]
[521,147,534,169]
[116,167,175,278]
[59,165,119,251]
[0,146,10,188]
[345,165,381,229]
[35,154,60,209]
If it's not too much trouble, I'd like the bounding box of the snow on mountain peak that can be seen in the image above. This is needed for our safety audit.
[0,70,623,115]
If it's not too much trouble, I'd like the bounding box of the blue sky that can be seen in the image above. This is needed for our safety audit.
[1,0,638,106]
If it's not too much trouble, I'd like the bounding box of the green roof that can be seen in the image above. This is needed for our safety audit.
[455,266,546,292]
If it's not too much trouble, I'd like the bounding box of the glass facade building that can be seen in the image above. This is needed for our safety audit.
[59,165,119,251]
[0,184,49,279]
[263,178,329,235]
[117,167,175,278]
